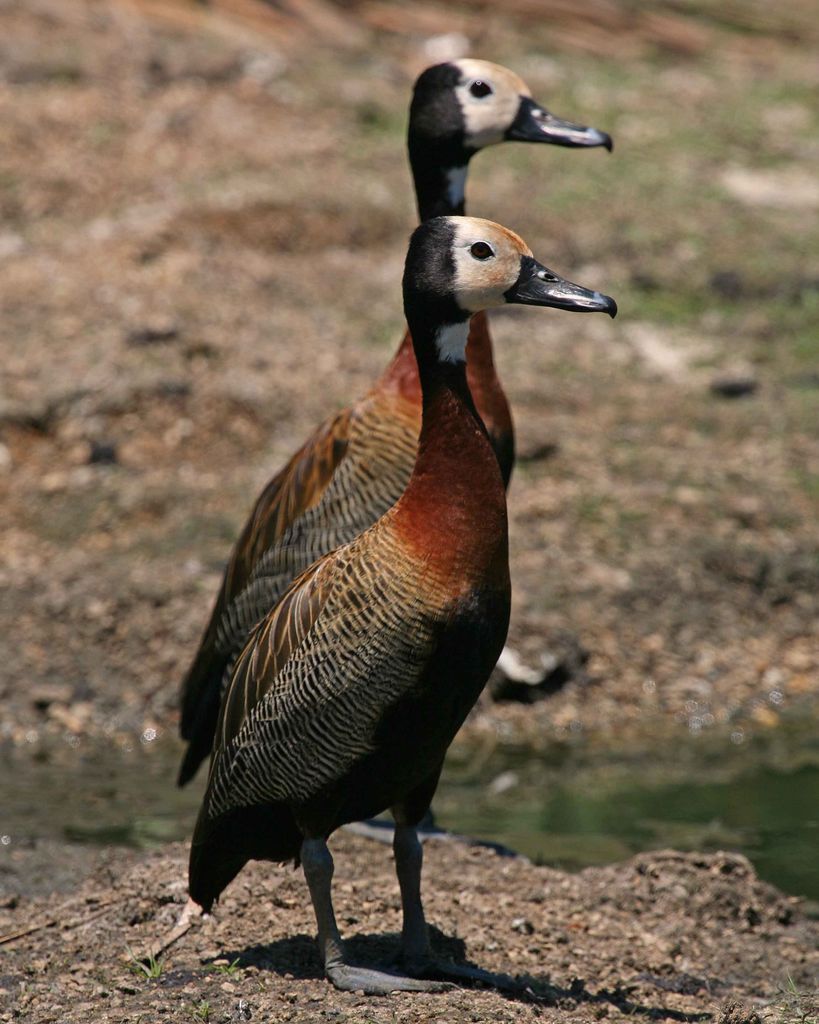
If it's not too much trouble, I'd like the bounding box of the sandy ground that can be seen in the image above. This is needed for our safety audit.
[2,831,817,1023]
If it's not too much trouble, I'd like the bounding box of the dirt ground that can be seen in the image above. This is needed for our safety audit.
[2,831,817,1023]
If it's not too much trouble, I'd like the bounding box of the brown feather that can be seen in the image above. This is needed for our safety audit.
[227,407,353,596]
[219,559,329,751]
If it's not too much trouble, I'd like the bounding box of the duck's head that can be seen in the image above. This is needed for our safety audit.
[409,59,611,177]
[404,216,616,363]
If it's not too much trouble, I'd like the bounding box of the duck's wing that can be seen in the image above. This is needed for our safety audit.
[217,555,331,752]
[228,408,355,584]
[201,532,441,821]
[177,406,353,783]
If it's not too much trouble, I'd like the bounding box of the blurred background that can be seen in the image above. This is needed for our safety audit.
[1,0,817,902]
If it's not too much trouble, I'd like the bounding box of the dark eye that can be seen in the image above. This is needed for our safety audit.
[470,241,495,260]
[469,80,493,99]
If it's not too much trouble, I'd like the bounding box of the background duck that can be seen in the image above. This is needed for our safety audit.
[177,58,612,786]
[188,215,616,994]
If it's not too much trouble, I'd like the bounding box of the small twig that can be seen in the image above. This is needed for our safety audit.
[144,897,204,963]
[0,894,81,945]
[0,898,117,946]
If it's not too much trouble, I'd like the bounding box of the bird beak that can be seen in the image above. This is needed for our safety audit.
[505,96,613,151]
[505,256,617,317]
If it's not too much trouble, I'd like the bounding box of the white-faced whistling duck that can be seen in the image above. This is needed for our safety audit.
[188,216,617,993]
[177,60,612,787]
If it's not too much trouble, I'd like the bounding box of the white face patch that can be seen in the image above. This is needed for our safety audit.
[448,216,532,314]
[434,321,470,363]
[446,166,468,208]
[452,58,530,150]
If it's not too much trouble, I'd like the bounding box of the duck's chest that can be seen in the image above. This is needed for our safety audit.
[367,578,510,788]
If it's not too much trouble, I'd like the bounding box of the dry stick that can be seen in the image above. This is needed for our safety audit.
[0,898,117,946]
[145,897,204,962]
[0,894,82,946]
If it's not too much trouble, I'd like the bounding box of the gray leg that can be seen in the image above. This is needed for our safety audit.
[300,837,451,995]
[393,824,432,965]
[300,838,345,971]
[389,828,524,993]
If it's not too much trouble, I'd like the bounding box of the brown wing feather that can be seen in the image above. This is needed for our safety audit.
[224,407,353,601]
[177,408,351,780]
[201,524,455,825]
[220,558,330,751]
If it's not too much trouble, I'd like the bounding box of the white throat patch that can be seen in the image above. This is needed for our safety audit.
[445,166,468,208]
[434,321,469,363]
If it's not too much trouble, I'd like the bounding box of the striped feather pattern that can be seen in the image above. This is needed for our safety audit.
[205,516,452,820]
[229,407,354,582]
[177,392,419,781]
[213,395,419,663]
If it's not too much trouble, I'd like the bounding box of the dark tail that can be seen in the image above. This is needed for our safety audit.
[177,677,223,787]
[179,622,226,732]
[189,801,303,912]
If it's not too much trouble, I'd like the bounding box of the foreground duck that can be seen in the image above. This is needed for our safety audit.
[188,216,616,994]
[177,59,612,785]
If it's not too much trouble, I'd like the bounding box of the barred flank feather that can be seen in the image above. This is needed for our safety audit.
[207,526,444,817]
[177,392,419,785]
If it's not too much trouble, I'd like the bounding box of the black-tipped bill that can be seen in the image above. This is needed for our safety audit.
[505,96,613,151]
[505,256,617,318]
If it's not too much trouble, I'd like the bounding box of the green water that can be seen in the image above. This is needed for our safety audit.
[3,727,818,900]
[436,758,819,900]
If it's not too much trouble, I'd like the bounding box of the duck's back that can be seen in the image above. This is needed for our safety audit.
[214,393,420,658]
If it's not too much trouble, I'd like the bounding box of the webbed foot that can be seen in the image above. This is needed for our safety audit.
[326,961,454,995]
[402,955,523,993]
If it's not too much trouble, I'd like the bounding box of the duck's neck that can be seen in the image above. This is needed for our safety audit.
[379,144,507,413]
[376,330,421,404]
[377,146,469,403]
[408,132,473,222]
[378,138,511,473]
[377,312,512,479]
[394,318,507,581]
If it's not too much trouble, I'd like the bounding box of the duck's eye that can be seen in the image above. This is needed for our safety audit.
[470,241,495,260]
[469,80,493,99]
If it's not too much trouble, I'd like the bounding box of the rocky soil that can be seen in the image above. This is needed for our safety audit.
[2,833,817,1023]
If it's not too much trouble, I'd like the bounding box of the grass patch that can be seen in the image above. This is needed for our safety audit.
[766,974,819,1023]
[575,494,609,525]
[205,956,242,976]
[793,471,819,503]
[125,946,164,980]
